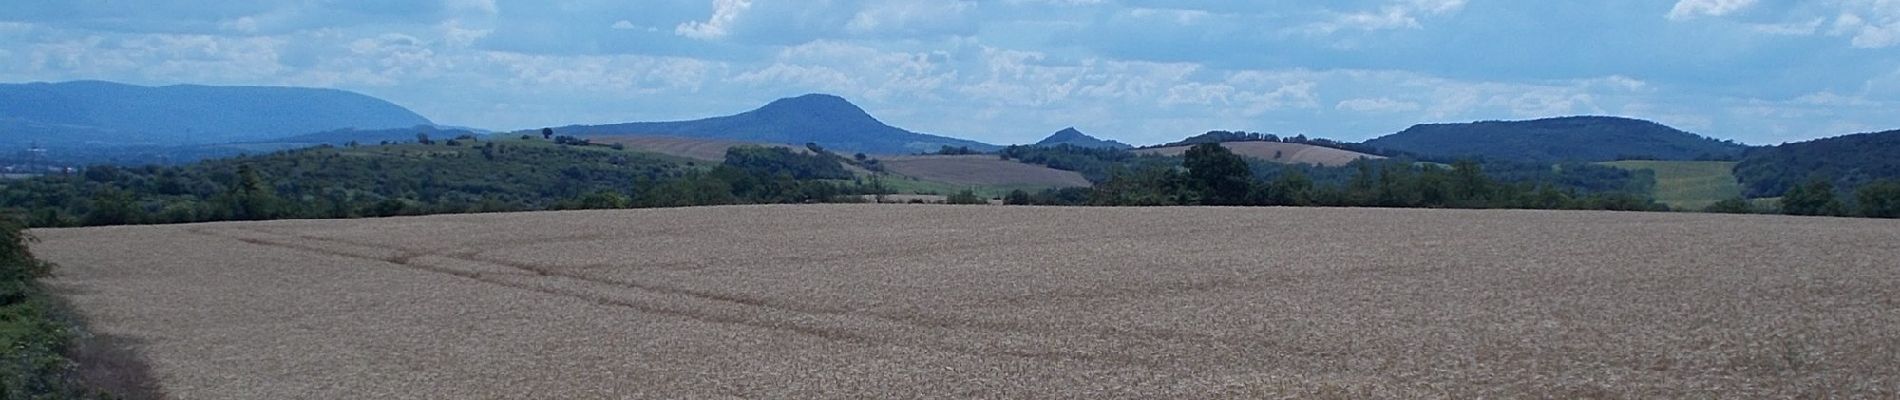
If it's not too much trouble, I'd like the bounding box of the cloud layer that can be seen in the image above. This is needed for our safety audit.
[2,0,1896,145]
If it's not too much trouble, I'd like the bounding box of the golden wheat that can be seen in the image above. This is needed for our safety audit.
[35,205,1900,399]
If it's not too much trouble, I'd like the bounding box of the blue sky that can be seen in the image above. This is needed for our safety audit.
[3,0,1897,145]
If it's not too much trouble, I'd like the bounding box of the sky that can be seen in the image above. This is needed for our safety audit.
[2,0,1897,146]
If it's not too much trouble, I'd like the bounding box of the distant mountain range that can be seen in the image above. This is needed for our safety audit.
[1365,116,1748,162]
[1032,127,1132,149]
[549,94,998,155]
[0,81,432,146]
[10,79,1898,193]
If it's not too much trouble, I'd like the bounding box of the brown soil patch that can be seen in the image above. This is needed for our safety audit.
[34,206,1900,398]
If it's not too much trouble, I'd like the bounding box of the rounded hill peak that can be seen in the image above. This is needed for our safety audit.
[760,93,857,111]
[749,93,878,123]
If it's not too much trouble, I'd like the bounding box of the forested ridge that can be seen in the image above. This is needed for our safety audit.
[0,137,866,227]
[1364,116,1747,162]
[6,132,1899,227]
[1734,129,1900,197]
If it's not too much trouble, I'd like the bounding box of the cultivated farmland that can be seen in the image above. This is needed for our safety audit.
[878,154,1092,187]
[584,135,803,161]
[35,205,1900,398]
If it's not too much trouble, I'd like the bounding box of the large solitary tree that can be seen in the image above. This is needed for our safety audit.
[1183,143,1252,205]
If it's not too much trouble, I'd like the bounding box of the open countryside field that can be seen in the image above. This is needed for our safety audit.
[1137,141,1384,167]
[36,205,1900,398]
[1600,160,1744,210]
[879,154,1092,188]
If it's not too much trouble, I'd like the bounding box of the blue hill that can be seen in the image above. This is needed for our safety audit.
[0,80,433,146]
[547,94,997,155]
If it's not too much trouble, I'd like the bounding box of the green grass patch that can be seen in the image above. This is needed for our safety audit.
[1598,160,1745,211]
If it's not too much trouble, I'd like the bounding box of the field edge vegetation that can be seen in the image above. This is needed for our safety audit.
[3,137,1898,229]
[2,215,156,399]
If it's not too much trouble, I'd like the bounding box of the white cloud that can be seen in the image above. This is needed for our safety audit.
[1494,91,1602,117]
[845,1,977,35]
[1666,0,1758,21]
[1670,0,1898,47]
[1793,91,1876,106]
[1585,75,1650,92]
[1831,8,1900,48]
[1751,18,1827,35]
[5,1,1896,144]
[439,20,491,48]
[445,0,499,15]
[1302,0,1469,35]
[487,52,724,94]
[676,0,752,40]
[218,16,260,33]
[1127,8,1213,25]
[1337,97,1422,113]
[733,41,957,102]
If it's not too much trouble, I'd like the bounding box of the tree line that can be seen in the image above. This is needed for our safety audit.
[1001,144,1663,211]
[0,138,882,228]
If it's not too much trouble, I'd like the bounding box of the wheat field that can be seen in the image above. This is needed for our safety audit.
[34,205,1900,398]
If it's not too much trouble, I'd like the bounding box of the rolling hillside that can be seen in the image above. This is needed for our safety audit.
[878,155,1091,188]
[1599,160,1743,210]
[1734,129,1900,197]
[1365,116,1747,162]
[545,94,997,155]
[0,80,432,145]
[1136,141,1384,167]
[585,135,804,162]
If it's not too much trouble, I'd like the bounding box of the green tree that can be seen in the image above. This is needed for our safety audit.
[1182,143,1252,205]
[0,216,53,298]
[1091,165,1185,206]
[946,189,986,205]
[1857,180,1900,218]
[221,164,283,220]
[1781,178,1845,216]
[1,214,85,398]
[1004,189,1032,205]
[1448,159,1493,206]
[1263,168,1313,206]
[573,190,631,210]
[83,188,143,226]
[1703,198,1756,214]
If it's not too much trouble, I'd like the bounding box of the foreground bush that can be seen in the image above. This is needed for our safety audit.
[0,216,109,399]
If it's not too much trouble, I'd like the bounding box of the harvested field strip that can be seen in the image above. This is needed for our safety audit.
[189,224,1156,367]
[582,135,799,162]
[35,206,1900,398]
[878,155,1092,187]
